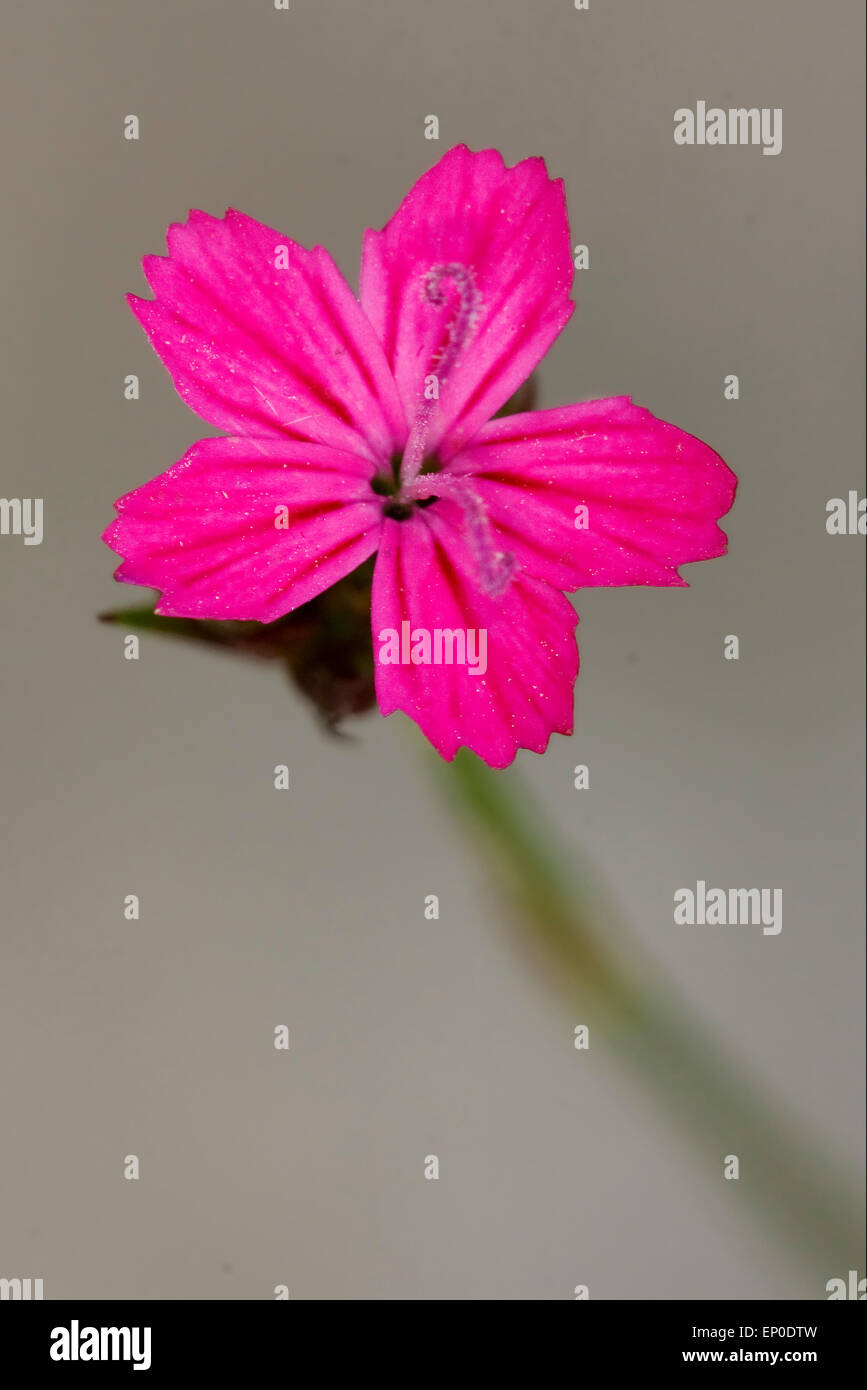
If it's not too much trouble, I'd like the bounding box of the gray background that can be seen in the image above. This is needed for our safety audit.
[1,0,863,1299]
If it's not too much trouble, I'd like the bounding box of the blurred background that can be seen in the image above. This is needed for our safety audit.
[0,0,863,1299]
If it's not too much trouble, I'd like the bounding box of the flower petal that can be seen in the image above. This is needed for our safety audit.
[103,437,383,622]
[360,145,574,459]
[447,397,737,589]
[130,209,406,462]
[371,503,578,767]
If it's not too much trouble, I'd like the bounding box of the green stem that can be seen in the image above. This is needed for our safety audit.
[435,748,862,1281]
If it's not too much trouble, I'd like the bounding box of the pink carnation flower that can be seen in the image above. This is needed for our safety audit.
[103,145,736,767]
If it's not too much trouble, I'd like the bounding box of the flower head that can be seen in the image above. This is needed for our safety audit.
[103,145,736,767]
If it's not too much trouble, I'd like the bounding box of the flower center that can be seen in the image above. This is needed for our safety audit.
[371,455,439,520]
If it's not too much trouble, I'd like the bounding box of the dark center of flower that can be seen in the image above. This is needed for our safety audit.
[372,454,440,520]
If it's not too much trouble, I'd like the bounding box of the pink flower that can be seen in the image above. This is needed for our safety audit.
[103,145,736,768]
